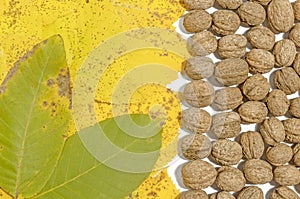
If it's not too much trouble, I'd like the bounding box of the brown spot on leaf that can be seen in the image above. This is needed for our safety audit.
[51,109,57,117]
[47,79,55,87]
[147,191,158,197]
[57,68,72,109]
[42,101,48,107]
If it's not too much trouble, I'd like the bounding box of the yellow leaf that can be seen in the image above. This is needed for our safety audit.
[0,1,185,198]
[127,169,179,199]
[0,189,13,199]
[0,0,184,84]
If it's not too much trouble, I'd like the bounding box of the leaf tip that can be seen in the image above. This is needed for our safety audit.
[47,34,64,45]
[0,35,65,95]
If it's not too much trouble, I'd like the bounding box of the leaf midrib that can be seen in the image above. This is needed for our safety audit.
[33,138,138,198]
[15,43,53,199]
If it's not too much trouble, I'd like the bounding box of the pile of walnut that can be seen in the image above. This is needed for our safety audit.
[179,0,300,198]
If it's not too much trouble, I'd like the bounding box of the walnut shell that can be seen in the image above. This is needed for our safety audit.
[243,159,273,184]
[242,74,270,101]
[266,89,290,116]
[283,118,300,143]
[181,108,211,134]
[182,56,215,80]
[237,186,264,199]
[211,139,243,166]
[260,117,285,146]
[211,112,241,139]
[274,165,300,186]
[180,190,208,199]
[212,10,241,36]
[274,67,300,95]
[180,0,215,10]
[213,87,243,111]
[266,143,293,166]
[247,25,275,50]
[210,191,235,199]
[183,80,215,108]
[293,144,300,166]
[216,0,243,9]
[270,186,300,199]
[273,39,297,67]
[289,24,300,48]
[293,53,300,76]
[215,166,246,192]
[238,101,268,124]
[187,31,218,56]
[246,49,275,74]
[215,58,249,86]
[293,0,300,21]
[179,134,212,160]
[238,2,266,26]
[240,131,264,160]
[267,0,294,33]
[250,0,272,5]
[218,34,247,59]
[181,159,217,190]
[290,97,300,118]
[183,10,212,33]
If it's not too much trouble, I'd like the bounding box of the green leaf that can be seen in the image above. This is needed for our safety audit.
[0,35,71,198]
[33,114,162,199]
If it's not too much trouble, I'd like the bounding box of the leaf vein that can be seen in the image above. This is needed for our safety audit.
[15,42,55,198]
[34,139,138,198]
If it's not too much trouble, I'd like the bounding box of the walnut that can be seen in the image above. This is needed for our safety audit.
[242,74,270,101]
[274,67,300,95]
[246,49,275,74]
[179,134,212,160]
[238,101,268,124]
[183,80,215,108]
[274,165,300,186]
[244,159,273,184]
[260,117,285,146]
[211,139,243,166]
[218,34,247,59]
[213,87,243,111]
[187,31,218,56]
[215,58,249,86]
[215,166,246,192]
[182,56,215,80]
[273,39,296,67]
[266,143,293,166]
[240,131,264,159]
[247,25,275,50]
[211,112,241,139]
[181,160,217,189]
[267,0,294,33]
[238,2,266,26]
[183,10,212,33]
[212,10,240,36]
[266,89,290,116]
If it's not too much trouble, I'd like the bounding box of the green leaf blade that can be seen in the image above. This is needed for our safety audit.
[35,114,161,199]
[0,35,71,198]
